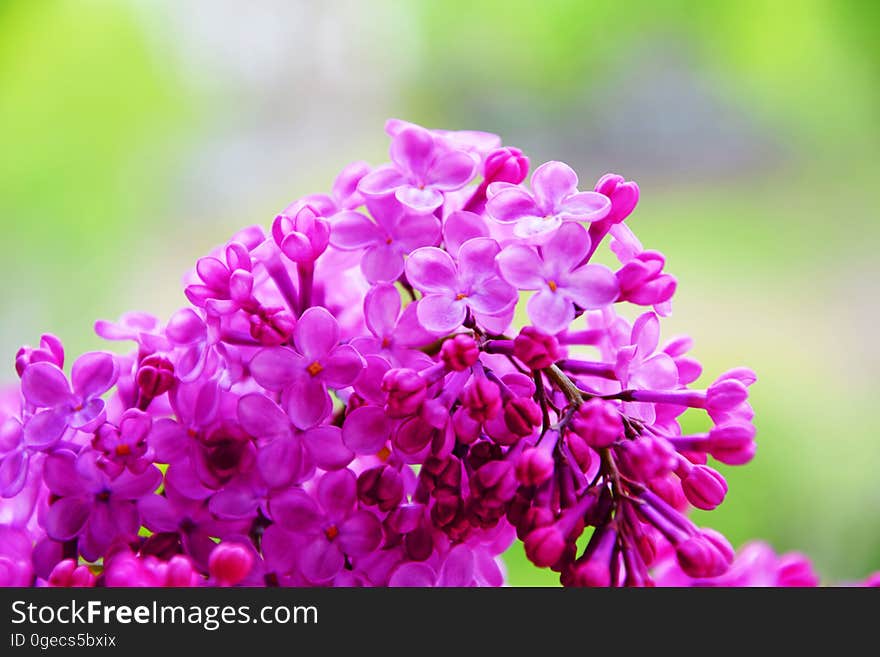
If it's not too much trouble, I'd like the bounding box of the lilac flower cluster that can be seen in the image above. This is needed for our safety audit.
[0,120,876,587]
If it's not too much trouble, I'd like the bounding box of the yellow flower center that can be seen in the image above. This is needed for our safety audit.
[377,445,391,461]
[455,293,468,300]
[115,444,131,457]
[306,360,324,377]
[324,525,339,541]
[547,280,558,292]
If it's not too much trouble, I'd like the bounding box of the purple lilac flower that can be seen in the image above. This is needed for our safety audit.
[496,222,619,333]
[406,238,517,333]
[486,161,611,242]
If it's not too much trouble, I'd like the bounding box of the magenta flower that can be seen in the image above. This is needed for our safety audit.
[237,392,353,489]
[329,196,441,282]
[358,125,477,213]
[138,487,250,568]
[486,161,611,242]
[43,450,161,561]
[271,203,331,264]
[249,307,364,429]
[496,222,619,333]
[349,283,437,366]
[91,408,152,477]
[21,352,119,445]
[184,241,254,316]
[406,238,517,333]
[269,469,382,583]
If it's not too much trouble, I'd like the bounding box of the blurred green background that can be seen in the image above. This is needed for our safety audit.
[1,0,878,584]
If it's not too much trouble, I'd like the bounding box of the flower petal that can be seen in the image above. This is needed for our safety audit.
[321,345,365,388]
[249,347,302,391]
[438,544,475,587]
[22,408,67,449]
[496,244,544,289]
[237,393,290,440]
[337,510,383,556]
[426,150,477,190]
[46,497,90,541]
[302,426,353,471]
[416,294,467,334]
[285,376,332,430]
[443,210,489,257]
[317,468,357,520]
[527,290,575,335]
[361,244,405,283]
[563,264,620,309]
[389,562,436,587]
[294,307,340,361]
[558,190,611,222]
[390,126,434,179]
[531,161,579,212]
[257,437,311,489]
[342,405,391,455]
[43,450,83,497]
[300,535,344,583]
[269,489,322,532]
[71,352,118,400]
[394,186,444,214]
[485,186,541,223]
[405,247,458,293]
[364,283,402,339]
[0,450,28,498]
[21,362,71,408]
[357,166,407,196]
[329,211,382,250]
[137,495,180,533]
[542,221,591,273]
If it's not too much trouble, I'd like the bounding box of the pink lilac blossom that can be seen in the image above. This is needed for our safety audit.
[0,119,875,588]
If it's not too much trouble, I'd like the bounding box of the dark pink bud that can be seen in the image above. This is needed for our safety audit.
[594,173,639,225]
[471,460,517,503]
[675,529,734,578]
[707,423,756,465]
[524,526,568,568]
[15,333,64,377]
[570,399,622,448]
[357,465,404,512]
[483,147,529,185]
[618,436,676,482]
[462,378,502,422]
[515,448,554,486]
[565,434,593,473]
[440,334,479,371]
[681,465,727,510]
[208,543,254,586]
[405,525,434,561]
[272,204,331,264]
[513,326,561,370]
[249,308,295,346]
[452,407,480,444]
[503,398,542,438]
[515,506,555,541]
[48,559,96,588]
[382,368,427,418]
[136,355,175,399]
[706,378,749,412]
[165,555,201,587]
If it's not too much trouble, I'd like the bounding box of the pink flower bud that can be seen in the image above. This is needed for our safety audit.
[618,436,676,482]
[524,526,568,568]
[382,368,427,418]
[706,378,749,412]
[357,465,404,511]
[513,326,561,370]
[570,399,622,448]
[440,334,479,371]
[594,173,639,225]
[681,465,728,510]
[515,447,554,486]
[136,355,175,399]
[462,378,502,422]
[48,559,96,588]
[272,205,331,264]
[503,397,542,437]
[208,543,254,586]
[483,147,529,185]
[165,555,201,587]
[675,529,734,578]
[248,308,295,346]
[776,553,820,587]
[708,423,756,465]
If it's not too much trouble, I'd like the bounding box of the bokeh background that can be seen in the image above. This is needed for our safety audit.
[1,0,878,585]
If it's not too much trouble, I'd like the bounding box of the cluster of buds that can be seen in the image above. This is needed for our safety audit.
[1,119,876,587]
